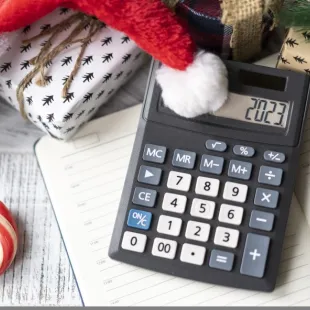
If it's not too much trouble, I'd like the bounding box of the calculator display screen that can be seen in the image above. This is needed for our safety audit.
[213,93,290,128]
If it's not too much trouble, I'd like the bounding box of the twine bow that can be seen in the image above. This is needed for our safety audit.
[16,12,104,119]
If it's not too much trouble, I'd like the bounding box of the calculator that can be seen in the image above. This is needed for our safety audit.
[108,59,310,292]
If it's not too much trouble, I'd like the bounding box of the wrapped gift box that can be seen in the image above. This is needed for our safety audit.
[277,28,310,74]
[0,8,147,140]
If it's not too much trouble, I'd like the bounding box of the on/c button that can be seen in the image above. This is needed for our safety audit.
[132,187,157,208]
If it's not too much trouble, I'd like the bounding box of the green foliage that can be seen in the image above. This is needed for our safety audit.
[278,0,310,31]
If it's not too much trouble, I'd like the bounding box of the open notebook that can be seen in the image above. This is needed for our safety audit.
[34,104,310,306]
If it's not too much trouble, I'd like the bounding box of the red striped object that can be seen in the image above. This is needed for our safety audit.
[0,201,18,275]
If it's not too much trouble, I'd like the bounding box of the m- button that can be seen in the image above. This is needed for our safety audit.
[143,144,167,164]
[172,149,196,169]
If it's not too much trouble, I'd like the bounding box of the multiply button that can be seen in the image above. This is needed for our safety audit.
[200,154,224,175]
[172,149,196,169]
[264,150,285,163]
[258,166,283,186]
[254,188,279,209]
[132,187,157,208]
[206,140,227,152]
[240,233,270,278]
[138,165,162,185]
[228,160,252,180]
[143,144,167,163]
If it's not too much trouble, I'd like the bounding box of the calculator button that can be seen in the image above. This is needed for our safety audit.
[167,171,192,192]
[223,181,248,203]
[264,150,285,163]
[233,145,255,157]
[138,165,162,185]
[228,160,252,180]
[157,215,182,236]
[218,204,244,226]
[185,221,211,242]
[214,226,240,248]
[209,250,234,271]
[172,149,196,169]
[162,193,187,214]
[190,198,215,219]
[254,188,279,209]
[240,233,270,278]
[121,231,147,253]
[180,243,206,265]
[152,237,177,259]
[206,140,227,152]
[127,209,152,230]
[200,154,224,175]
[249,210,275,232]
[258,166,283,186]
[132,187,157,208]
[143,144,167,164]
[195,176,220,197]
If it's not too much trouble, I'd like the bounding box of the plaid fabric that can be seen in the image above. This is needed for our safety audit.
[175,0,275,60]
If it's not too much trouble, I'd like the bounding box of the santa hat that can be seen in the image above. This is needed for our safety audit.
[0,0,228,118]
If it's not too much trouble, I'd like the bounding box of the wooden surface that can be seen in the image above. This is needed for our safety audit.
[0,62,150,306]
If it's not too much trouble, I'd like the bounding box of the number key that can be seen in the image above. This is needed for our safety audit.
[167,171,192,192]
[152,237,177,259]
[218,204,244,225]
[162,193,187,214]
[157,215,182,236]
[214,226,240,248]
[223,181,248,203]
[195,176,220,197]
[121,231,147,253]
[185,221,211,242]
[190,198,215,219]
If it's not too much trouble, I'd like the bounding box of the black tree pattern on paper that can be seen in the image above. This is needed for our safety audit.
[20,60,30,70]
[82,56,93,66]
[46,112,55,123]
[134,52,142,61]
[84,22,91,31]
[62,75,73,85]
[6,46,11,52]
[20,43,32,53]
[0,62,12,73]
[96,90,105,99]
[40,24,51,33]
[8,97,12,103]
[42,122,49,130]
[61,56,73,66]
[83,92,93,103]
[24,79,32,89]
[76,110,85,119]
[102,73,112,83]
[22,25,31,34]
[42,95,54,106]
[37,115,42,122]
[126,70,133,78]
[6,80,12,89]
[108,89,114,96]
[60,7,70,15]
[115,71,123,80]
[63,92,74,103]
[43,75,53,85]
[280,56,290,65]
[305,69,310,75]
[63,113,73,122]
[53,124,62,130]
[83,73,94,83]
[285,38,298,47]
[121,36,130,44]
[45,60,53,68]
[28,113,32,119]
[122,53,131,64]
[87,107,96,115]
[65,126,75,134]
[303,31,310,41]
[26,96,33,105]
[294,55,307,64]
[102,53,113,63]
[101,37,112,46]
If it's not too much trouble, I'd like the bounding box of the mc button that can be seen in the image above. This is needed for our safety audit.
[143,144,167,164]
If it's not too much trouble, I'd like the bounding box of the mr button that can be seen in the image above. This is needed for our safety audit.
[172,149,196,169]
[143,144,167,164]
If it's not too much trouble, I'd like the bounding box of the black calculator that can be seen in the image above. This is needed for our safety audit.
[108,60,310,292]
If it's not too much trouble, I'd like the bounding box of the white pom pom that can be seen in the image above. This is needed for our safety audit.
[156,51,229,118]
[0,32,17,58]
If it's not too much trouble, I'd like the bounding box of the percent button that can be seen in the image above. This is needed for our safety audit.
[233,145,255,158]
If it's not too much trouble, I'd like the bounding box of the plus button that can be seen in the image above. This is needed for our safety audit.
[249,249,261,261]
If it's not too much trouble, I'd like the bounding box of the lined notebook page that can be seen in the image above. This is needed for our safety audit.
[35,104,310,306]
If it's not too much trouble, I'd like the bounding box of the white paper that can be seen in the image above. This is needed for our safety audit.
[35,104,310,306]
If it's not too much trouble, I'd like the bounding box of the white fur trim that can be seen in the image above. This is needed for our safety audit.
[156,51,228,118]
[0,32,18,58]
